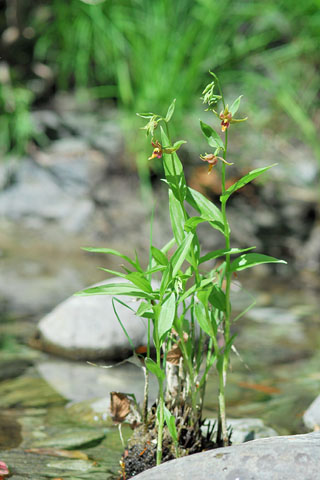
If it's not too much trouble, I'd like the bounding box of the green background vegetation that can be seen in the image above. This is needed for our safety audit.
[1,0,319,165]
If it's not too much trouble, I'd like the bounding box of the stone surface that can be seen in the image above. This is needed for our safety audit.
[36,277,153,360]
[303,394,320,430]
[31,427,106,449]
[36,357,158,406]
[0,449,111,480]
[0,157,94,233]
[134,432,320,480]
[202,418,278,445]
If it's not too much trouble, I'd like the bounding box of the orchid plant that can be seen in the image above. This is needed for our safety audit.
[77,72,286,467]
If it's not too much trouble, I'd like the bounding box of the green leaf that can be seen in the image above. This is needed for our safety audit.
[98,268,127,278]
[170,232,194,277]
[145,357,165,381]
[184,216,207,232]
[135,301,152,317]
[200,120,224,149]
[229,95,243,116]
[112,298,135,350]
[178,277,213,304]
[163,405,178,443]
[160,263,173,297]
[126,272,153,293]
[151,246,168,266]
[220,165,277,203]
[197,288,211,307]
[144,265,166,275]
[209,285,226,312]
[194,302,214,337]
[230,253,287,272]
[161,127,184,176]
[169,190,186,244]
[161,129,187,201]
[172,140,186,150]
[199,247,256,264]
[82,247,140,270]
[136,112,155,119]
[76,283,153,299]
[158,292,176,343]
[186,187,224,233]
[161,237,175,254]
[165,99,176,123]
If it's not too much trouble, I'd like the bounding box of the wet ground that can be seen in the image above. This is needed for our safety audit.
[0,232,320,478]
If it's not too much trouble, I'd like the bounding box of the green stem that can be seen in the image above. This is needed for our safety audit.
[156,381,164,465]
[219,128,232,446]
[165,121,200,285]
[153,307,164,464]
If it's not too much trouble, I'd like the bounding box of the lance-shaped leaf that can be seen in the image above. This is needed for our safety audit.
[144,265,166,275]
[170,232,194,277]
[195,301,214,337]
[76,282,153,299]
[151,246,168,266]
[186,187,224,233]
[199,246,255,264]
[161,128,187,200]
[126,272,153,293]
[136,112,156,119]
[160,262,173,297]
[158,292,176,343]
[165,99,176,123]
[184,216,207,232]
[135,301,153,318]
[230,253,287,273]
[209,285,226,312]
[169,190,186,244]
[220,164,277,203]
[178,277,213,304]
[163,405,178,443]
[229,95,243,116]
[145,357,165,381]
[165,140,187,153]
[200,120,224,149]
[82,247,140,270]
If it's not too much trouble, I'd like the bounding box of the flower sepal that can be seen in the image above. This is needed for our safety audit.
[219,105,247,132]
[149,139,186,160]
[200,153,233,174]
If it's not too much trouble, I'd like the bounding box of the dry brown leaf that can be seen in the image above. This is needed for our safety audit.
[110,392,131,423]
[166,343,183,365]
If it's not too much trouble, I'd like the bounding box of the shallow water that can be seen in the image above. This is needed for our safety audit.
[0,271,319,478]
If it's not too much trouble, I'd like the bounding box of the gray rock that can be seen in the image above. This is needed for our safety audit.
[134,432,320,480]
[0,158,94,232]
[35,138,109,195]
[202,418,278,444]
[303,394,320,430]
[36,277,153,360]
[246,307,299,325]
[36,357,158,406]
[0,258,92,316]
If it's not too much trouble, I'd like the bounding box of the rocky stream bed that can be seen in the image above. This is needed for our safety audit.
[1,95,320,478]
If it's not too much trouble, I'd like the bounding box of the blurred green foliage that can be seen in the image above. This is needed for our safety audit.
[1,0,319,161]
[0,82,34,157]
